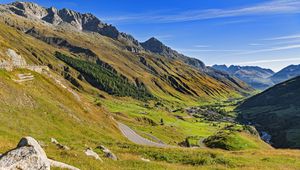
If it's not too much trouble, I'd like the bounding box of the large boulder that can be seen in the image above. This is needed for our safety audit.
[0,137,80,170]
[0,136,50,170]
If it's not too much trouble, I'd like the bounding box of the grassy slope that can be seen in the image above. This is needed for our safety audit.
[238,76,300,148]
[0,14,249,104]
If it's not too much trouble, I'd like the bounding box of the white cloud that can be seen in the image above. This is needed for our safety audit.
[103,0,300,23]
[194,45,210,48]
[233,57,300,65]
[177,48,246,52]
[265,34,300,40]
[249,43,264,46]
[219,44,300,57]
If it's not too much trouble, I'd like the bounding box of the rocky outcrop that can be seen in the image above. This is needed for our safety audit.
[26,27,99,61]
[6,49,27,66]
[0,137,79,170]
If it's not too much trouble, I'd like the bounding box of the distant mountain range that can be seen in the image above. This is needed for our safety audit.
[238,75,300,148]
[270,65,300,84]
[212,64,300,90]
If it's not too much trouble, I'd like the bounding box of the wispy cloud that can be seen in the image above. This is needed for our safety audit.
[249,43,264,46]
[103,0,300,23]
[194,45,210,48]
[220,44,300,57]
[177,48,246,52]
[215,19,253,25]
[265,34,300,40]
[233,57,300,65]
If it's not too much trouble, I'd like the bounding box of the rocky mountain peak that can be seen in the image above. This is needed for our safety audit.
[141,37,166,54]
[141,37,206,70]
[8,1,48,19]
[2,1,138,43]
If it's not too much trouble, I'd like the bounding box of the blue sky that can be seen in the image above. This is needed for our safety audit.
[3,0,300,71]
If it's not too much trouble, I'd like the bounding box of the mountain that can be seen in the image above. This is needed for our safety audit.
[238,76,300,148]
[270,64,300,84]
[141,38,252,94]
[212,65,275,90]
[0,1,253,102]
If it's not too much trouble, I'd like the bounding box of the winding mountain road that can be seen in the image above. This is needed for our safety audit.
[117,122,168,148]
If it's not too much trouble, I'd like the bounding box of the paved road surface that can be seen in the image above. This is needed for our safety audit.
[117,122,167,148]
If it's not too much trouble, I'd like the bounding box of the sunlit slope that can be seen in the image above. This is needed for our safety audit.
[0,14,251,104]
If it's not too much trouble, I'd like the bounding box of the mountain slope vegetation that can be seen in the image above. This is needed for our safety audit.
[238,76,300,148]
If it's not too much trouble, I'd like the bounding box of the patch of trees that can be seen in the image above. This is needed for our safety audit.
[55,52,153,100]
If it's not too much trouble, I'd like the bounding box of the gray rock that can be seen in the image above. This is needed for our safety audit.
[0,137,79,170]
[97,145,118,161]
[49,159,80,170]
[51,138,70,150]
[0,136,50,170]
[84,148,102,162]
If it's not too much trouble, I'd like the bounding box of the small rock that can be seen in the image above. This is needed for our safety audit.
[50,138,58,144]
[51,138,70,150]
[97,145,118,161]
[141,158,150,162]
[84,148,102,162]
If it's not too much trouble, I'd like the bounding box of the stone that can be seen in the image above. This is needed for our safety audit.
[141,158,150,162]
[0,136,50,170]
[97,145,118,161]
[6,49,27,66]
[49,159,80,170]
[51,138,70,150]
[84,148,102,162]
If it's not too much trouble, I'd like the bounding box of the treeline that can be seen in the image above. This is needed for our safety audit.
[55,52,153,100]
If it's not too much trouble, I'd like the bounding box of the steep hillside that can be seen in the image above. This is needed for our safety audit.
[141,38,252,94]
[213,65,275,90]
[270,64,300,84]
[0,1,253,104]
[238,76,300,148]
